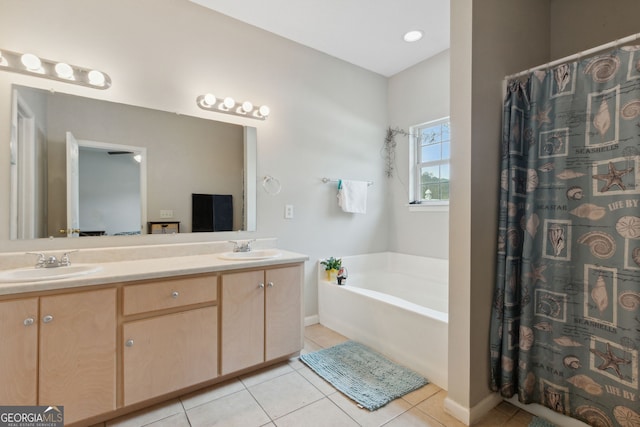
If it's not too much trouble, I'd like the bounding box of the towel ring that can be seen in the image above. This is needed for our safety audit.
[262,175,282,195]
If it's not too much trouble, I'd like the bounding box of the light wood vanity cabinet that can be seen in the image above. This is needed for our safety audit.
[122,274,218,406]
[0,258,304,426]
[221,265,303,375]
[0,288,117,425]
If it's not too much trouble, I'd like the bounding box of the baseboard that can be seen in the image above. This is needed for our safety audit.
[444,393,502,425]
[304,315,319,326]
[506,396,589,426]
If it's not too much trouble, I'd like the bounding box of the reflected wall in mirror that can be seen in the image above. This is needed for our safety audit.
[9,85,257,240]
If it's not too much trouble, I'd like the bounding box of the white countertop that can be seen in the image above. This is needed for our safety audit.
[0,249,308,296]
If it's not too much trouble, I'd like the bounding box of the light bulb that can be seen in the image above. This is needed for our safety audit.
[21,53,42,71]
[55,62,74,79]
[223,97,235,109]
[241,101,253,113]
[88,70,106,86]
[203,93,216,107]
[403,30,423,42]
[258,105,270,117]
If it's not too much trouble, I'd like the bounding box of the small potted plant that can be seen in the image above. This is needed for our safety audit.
[320,257,342,282]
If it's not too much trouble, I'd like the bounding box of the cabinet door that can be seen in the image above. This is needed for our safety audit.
[265,265,304,360]
[123,306,218,406]
[0,298,38,405]
[39,288,116,425]
[220,270,265,375]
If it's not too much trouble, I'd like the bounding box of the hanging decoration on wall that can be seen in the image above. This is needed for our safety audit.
[383,126,410,178]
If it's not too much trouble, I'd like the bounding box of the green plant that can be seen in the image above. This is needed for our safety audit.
[320,257,342,271]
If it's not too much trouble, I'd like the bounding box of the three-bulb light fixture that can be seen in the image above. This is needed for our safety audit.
[0,48,111,89]
[197,93,270,120]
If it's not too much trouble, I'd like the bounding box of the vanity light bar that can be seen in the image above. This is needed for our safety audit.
[0,48,111,89]
[196,93,270,120]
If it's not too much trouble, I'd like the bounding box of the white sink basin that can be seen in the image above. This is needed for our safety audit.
[0,264,103,283]
[218,250,282,261]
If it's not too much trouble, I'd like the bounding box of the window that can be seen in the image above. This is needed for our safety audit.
[410,118,450,204]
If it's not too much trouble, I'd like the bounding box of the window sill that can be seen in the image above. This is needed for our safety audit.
[406,202,449,213]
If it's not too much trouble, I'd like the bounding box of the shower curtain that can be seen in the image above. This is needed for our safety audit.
[490,46,640,426]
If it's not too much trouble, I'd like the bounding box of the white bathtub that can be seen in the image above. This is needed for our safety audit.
[318,252,449,389]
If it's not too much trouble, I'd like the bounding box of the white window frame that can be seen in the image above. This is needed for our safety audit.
[408,117,450,211]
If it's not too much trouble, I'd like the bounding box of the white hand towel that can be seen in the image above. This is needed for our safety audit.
[337,180,368,214]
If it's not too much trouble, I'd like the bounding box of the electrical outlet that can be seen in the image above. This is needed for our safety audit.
[284,205,294,219]
[160,209,173,218]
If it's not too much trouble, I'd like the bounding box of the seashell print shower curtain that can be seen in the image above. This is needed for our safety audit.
[490,46,640,426]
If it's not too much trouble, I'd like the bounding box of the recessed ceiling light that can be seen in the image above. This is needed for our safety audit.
[403,30,423,43]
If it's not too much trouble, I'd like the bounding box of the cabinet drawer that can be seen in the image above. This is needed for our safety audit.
[123,275,217,315]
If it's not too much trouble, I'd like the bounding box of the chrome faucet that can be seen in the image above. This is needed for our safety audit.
[229,239,255,253]
[28,251,77,268]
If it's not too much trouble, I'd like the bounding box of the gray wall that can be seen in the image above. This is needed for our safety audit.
[387,50,450,258]
[0,0,389,320]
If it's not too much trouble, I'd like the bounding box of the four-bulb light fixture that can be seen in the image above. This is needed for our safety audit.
[197,93,270,120]
[0,48,111,89]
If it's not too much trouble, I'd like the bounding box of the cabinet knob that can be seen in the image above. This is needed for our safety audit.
[267,282,274,287]
[126,339,134,347]
[42,315,54,323]
[171,291,179,298]
[259,283,265,289]
[24,317,35,326]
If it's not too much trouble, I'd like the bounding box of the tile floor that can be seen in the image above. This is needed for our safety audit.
[97,324,536,427]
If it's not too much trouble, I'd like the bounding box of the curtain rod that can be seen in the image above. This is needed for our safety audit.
[504,32,640,80]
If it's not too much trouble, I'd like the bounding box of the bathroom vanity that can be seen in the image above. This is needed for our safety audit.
[0,244,306,426]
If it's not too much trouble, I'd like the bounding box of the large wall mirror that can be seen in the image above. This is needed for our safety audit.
[9,85,256,240]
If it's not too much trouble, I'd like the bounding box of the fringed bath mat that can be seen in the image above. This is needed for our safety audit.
[300,340,428,410]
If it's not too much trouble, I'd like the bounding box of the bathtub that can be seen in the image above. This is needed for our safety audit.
[318,252,448,389]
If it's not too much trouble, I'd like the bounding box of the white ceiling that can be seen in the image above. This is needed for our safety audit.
[189,0,450,77]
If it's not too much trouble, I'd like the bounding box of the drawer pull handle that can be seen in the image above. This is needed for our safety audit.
[24,317,35,326]
[259,283,265,289]
[126,339,134,347]
[42,315,54,323]
[267,282,274,287]
[172,291,179,298]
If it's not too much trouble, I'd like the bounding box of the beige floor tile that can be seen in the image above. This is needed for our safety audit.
[503,410,534,427]
[180,378,246,410]
[415,390,467,427]
[186,389,270,427]
[274,397,359,427]
[383,407,445,427]
[473,408,511,426]
[297,365,338,395]
[105,399,183,427]
[302,337,324,354]
[288,354,306,370]
[248,371,324,419]
[402,383,442,406]
[328,391,413,427]
[145,412,190,427]
[240,362,295,388]
[305,323,349,348]
[494,401,519,418]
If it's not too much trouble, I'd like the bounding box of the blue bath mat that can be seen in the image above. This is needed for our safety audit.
[300,340,428,410]
[528,416,557,427]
